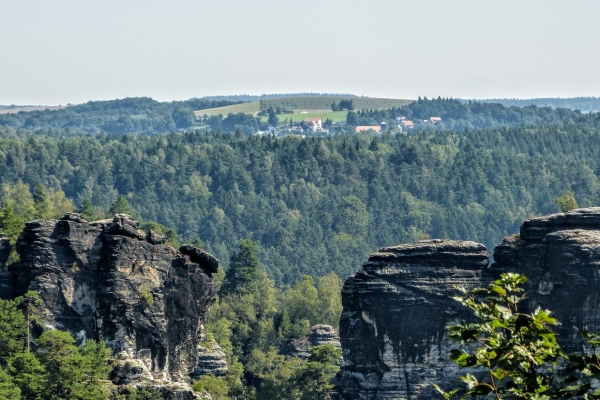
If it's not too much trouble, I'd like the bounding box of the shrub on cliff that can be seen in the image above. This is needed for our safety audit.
[435,273,600,399]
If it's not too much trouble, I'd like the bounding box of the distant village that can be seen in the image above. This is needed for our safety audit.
[255,115,443,137]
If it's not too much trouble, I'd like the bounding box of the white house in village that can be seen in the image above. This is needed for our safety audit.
[305,118,323,132]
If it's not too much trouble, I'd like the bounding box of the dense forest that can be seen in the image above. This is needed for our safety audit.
[476,97,600,112]
[0,97,239,135]
[348,97,595,131]
[1,100,599,283]
[2,97,600,399]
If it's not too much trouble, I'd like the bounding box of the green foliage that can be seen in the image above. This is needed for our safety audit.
[173,107,195,129]
[0,97,237,135]
[139,283,154,306]
[555,191,579,213]
[259,96,410,112]
[8,351,47,399]
[36,330,111,399]
[109,195,133,216]
[221,239,260,296]
[0,368,21,400]
[78,197,99,221]
[294,345,341,400]
[0,298,27,363]
[437,273,600,399]
[0,293,112,400]
[0,101,599,285]
[114,385,163,400]
[0,204,23,245]
[192,375,230,399]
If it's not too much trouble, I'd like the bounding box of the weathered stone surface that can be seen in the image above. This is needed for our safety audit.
[0,234,11,299]
[283,324,342,360]
[337,239,490,400]
[518,207,600,241]
[492,207,600,353]
[180,244,220,273]
[190,338,229,379]
[337,209,600,399]
[103,213,145,240]
[147,230,167,245]
[9,214,218,398]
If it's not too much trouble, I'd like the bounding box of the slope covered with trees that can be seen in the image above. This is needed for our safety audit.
[0,97,240,135]
[1,105,600,283]
[347,97,594,131]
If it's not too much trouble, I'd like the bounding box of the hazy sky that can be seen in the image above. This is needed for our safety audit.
[1,0,599,105]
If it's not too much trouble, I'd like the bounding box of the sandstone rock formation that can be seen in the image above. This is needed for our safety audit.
[283,324,342,360]
[190,337,229,379]
[337,239,490,399]
[5,213,219,398]
[337,208,600,399]
[492,207,600,353]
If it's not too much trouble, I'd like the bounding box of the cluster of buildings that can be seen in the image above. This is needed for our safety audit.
[355,116,442,134]
[256,115,444,137]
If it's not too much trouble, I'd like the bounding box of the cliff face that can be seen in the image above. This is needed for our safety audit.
[337,208,600,399]
[8,213,218,396]
[337,240,490,399]
[492,207,600,353]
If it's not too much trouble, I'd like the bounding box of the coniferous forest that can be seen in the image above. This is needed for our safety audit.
[1,97,600,398]
[0,98,599,284]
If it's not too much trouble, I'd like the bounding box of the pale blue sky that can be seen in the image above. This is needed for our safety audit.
[1,0,599,105]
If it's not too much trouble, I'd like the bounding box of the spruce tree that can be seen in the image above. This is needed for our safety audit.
[221,239,260,296]
[108,195,132,216]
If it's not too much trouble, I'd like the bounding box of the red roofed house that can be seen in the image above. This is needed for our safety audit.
[355,126,382,133]
[400,120,415,128]
[305,118,323,132]
[430,117,442,123]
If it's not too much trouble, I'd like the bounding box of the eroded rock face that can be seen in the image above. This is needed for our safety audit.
[337,208,600,399]
[283,324,342,360]
[492,207,600,353]
[337,239,490,400]
[9,213,218,396]
[190,338,229,379]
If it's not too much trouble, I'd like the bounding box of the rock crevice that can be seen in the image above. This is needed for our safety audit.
[2,213,219,398]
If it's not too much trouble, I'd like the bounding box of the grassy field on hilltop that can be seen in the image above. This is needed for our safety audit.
[260,111,348,124]
[197,96,414,119]
[260,96,413,111]
[195,101,260,117]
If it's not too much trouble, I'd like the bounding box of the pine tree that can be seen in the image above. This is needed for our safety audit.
[221,239,260,296]
[33,183,50,220]
[108,195,132,216]
[78,197,96,221]
[0,204,24,244]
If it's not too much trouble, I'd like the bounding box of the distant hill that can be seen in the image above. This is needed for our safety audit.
[0,105,67,114]
[259,96,413,111]
[196,101,261,117]
[0,97,240,134]
[472,97,600,112]
[198,93,357,102]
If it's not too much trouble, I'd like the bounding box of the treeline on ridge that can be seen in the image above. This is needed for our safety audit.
[0,97,240,135]
[0,115,599,283]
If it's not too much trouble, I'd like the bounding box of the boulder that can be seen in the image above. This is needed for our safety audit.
[147,230,167,245]
[179,244,220,273]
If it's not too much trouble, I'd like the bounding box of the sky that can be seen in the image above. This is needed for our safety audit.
[1,0,599,105]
